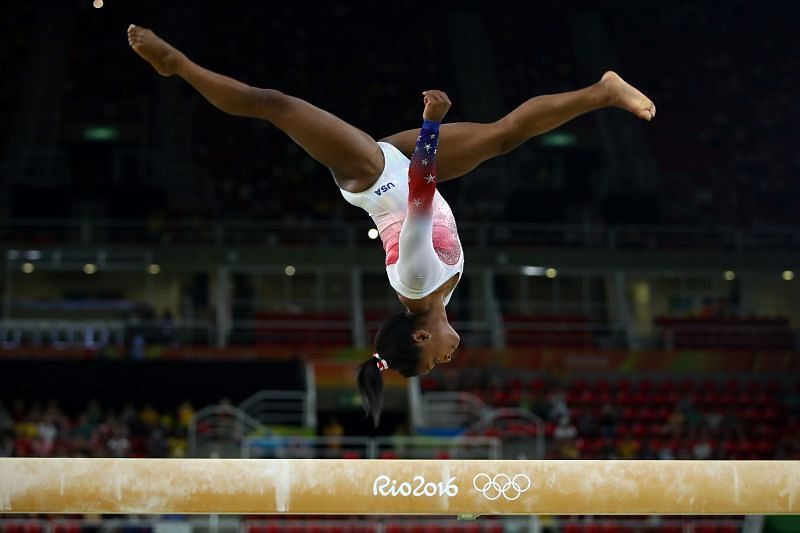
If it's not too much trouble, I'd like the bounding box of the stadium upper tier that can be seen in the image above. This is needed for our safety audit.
[1,2,798,228]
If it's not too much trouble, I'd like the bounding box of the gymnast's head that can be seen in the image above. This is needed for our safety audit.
[356,311,459,425]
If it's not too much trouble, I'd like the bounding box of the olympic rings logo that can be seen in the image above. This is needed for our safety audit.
[472,473,531,501]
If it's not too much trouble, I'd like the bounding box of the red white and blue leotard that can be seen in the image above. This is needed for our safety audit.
[340,120,464,305]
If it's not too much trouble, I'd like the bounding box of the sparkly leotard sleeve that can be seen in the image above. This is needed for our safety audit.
[338,124,463,305]
[395,119,443,293]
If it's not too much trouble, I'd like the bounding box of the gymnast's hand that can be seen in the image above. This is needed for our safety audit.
[422,90,451,122]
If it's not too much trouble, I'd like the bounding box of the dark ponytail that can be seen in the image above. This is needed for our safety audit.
[356,312,422,426]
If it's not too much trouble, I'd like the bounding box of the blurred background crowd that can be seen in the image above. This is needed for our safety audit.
[1,0,799,532]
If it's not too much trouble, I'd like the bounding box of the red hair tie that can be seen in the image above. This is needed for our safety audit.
[373,352,389,371]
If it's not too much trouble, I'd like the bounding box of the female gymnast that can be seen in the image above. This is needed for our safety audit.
[127,25,655,425]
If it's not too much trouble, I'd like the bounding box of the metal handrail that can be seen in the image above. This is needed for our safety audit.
[241,435,502,460]
[0,317,796,352]
[238,390,311,428]
[419,391,494,429]
[2,218,799,251]
[187,404,264,457]
[469,407,546,459]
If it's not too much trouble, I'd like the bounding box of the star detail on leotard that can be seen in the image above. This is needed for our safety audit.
[425,143,432,152]
[422,159,429,166]
[416,274,424,280]
[430,133,437,139]
[413,198,422,208]
[425,174,435,183]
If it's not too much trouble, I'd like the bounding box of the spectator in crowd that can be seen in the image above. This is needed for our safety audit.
[576,408,599,439]
[1,399,199,458]
[553,416,579,459]
[617,433,641,459]
[0,401,13,456]
[177,400,195,431]
[692,429,715,460]
[547,387,571,423]
[106,425,131,457]
[322,417,344,451]
[664,408,686,441]
[657,441,676,460]
[598,403,619,438]
[720,407,745,443]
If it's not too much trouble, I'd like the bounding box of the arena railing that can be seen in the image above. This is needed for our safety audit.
[1,318,797,352]
[187,404,268,458]
[241,435,502,460]
[2,218,800,251]
[238,389,316,429]
[657,322,799,351]
[417,392,545,458]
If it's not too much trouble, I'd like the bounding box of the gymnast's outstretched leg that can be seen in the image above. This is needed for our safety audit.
[380,72,656,182]
[127,25,383,194]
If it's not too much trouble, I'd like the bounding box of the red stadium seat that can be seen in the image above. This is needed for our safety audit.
[572,378,588,392]
[528,378,546,393]
[421,377,439,392]
[678,379,696,395]
[483,427,502,438]
[756,439,775,457]
[700,378,717,394]
[616,391,632,405]
[745,379,762,394]
[3,523,23,533]
[492,390,510,406]
[722,378,739,392]
[753,391,771,405]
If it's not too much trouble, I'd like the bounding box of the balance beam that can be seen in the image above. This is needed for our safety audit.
[1,458,798,515]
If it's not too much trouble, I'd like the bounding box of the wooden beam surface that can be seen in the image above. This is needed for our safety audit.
[1,458,798,515]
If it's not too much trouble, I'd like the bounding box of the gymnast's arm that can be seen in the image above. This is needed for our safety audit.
[396,91,451,292]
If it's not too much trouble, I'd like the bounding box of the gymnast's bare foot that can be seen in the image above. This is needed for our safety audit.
[600,71,656,121]
[127,24,185,77]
